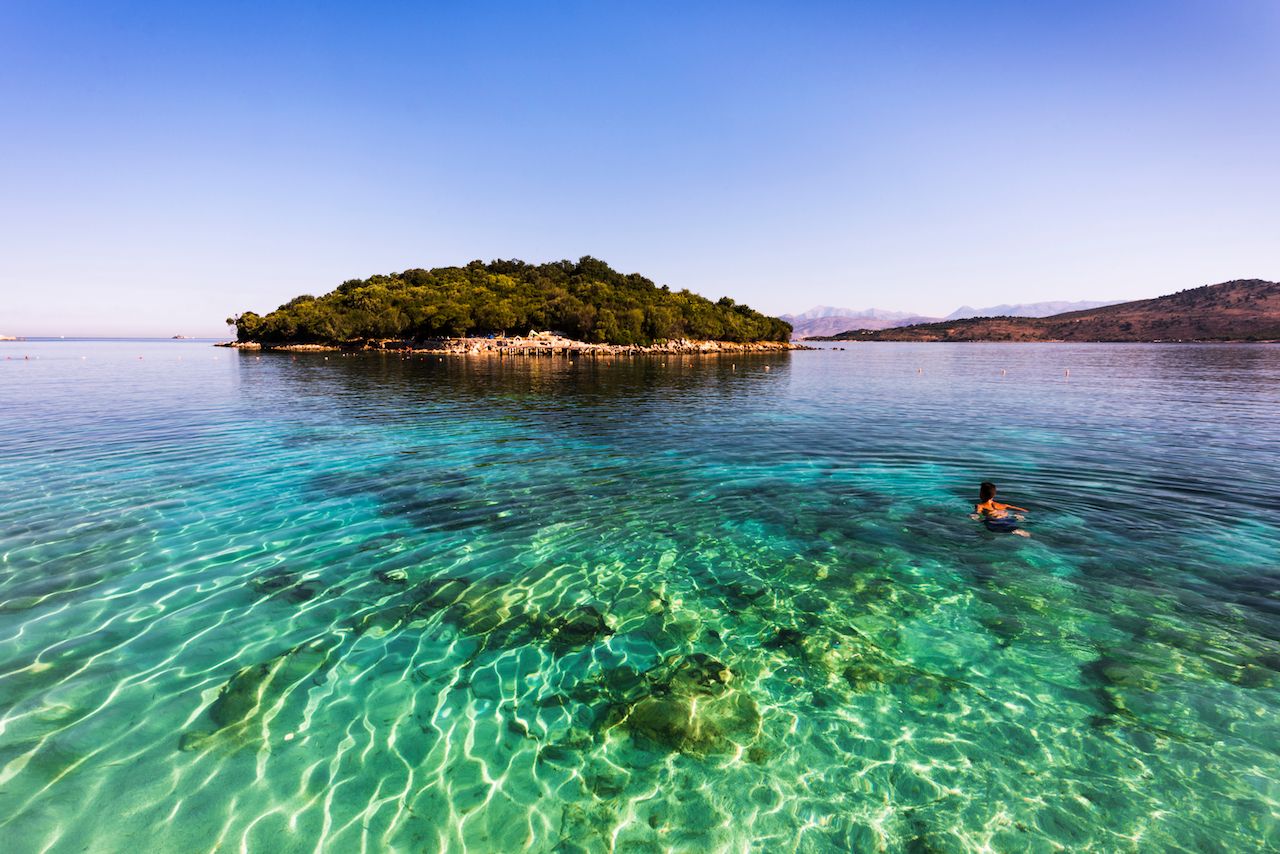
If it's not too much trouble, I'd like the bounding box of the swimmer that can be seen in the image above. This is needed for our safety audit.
[972,481,1030,537]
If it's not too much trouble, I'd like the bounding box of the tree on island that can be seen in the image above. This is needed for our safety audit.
[227,257,791,346]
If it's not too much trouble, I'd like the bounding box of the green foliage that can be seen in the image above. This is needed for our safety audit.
[233,257,791,345]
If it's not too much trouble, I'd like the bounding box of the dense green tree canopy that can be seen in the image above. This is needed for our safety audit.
[227,258,791,345]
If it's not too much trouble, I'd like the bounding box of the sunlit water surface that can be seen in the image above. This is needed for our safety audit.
[2,340,1278,853]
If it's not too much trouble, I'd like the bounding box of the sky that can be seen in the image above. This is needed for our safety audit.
[2,1,1278,336]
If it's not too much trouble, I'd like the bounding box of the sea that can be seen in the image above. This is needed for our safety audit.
[1,338,1278,852]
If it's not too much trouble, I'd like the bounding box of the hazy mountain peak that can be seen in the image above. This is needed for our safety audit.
[783,297,1122,338]
[781,309,942,339]
[943,299,1119,320]
[825,279,1280,342]
[786,306,921,322]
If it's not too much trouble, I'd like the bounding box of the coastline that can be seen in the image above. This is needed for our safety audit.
[803,280,1280,344]
[805,336,1280,344]
[217,331,807,356]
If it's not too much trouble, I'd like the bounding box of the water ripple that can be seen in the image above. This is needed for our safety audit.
[0,340,1278,851]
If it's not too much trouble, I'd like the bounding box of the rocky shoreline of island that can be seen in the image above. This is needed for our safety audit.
[217,330,808,356]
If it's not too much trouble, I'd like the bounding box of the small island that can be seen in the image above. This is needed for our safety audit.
[810,279,1280,343]
[224,257,797,354]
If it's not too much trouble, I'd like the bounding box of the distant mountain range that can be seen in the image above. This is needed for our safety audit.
[780,308,937,338]
[943,299,1119,321]
[810,279,1280,342]
[782,300,1117,339]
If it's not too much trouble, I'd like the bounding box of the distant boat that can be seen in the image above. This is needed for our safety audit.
[172,335,189,339]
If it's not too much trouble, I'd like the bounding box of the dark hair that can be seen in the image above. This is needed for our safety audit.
[979,481,997,502]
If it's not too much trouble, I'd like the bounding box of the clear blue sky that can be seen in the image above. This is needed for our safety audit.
[2,1,1277,336]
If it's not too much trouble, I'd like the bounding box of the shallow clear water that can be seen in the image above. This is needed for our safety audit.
[2,339,1278,853]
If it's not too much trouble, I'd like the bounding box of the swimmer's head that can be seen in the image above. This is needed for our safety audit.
[979,481,997,502]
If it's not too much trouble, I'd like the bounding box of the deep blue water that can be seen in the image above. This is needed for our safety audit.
[1,339,1278,852]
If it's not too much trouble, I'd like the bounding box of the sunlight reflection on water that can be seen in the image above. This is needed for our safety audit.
[1,340,1278,852]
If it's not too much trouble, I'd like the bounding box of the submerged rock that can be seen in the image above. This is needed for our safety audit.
[215,637,338,727]
[178,730,214,752]
[764,627,806,653]
[0,595,44,614]
[536,744,579,768]
[979,615,1025,647]
[603,664,647,696]
[1082,656,1159,693]
[1078,650,1216,741]
[251,570,299,593]
[1231,663,1277,689]
[720,582,768,611]
[544,606,614,649]
[602,654,761,755]
[182,635,343,750]
[842,663,889,692]
[1080,652,1164,728]
[286,581,322,602]
[353,576,474,634]
[451,584,536,647]
[410,576,473,611]
[667,652,735,694]
[622,687,760,755]
[208,660,276,728]
[762,620,937,700]
[351,576,620,660]
[898,671,963,709]
[251,570,323,603]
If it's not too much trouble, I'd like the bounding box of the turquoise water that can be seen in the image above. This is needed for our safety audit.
[2,339,1278,852]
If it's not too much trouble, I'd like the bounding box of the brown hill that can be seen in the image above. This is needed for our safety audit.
[816,279,1280,342]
